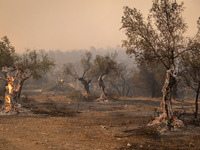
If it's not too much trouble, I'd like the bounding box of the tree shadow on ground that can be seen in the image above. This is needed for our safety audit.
[21,98,80,117]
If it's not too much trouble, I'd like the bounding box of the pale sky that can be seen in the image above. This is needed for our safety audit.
[0,0,199,52]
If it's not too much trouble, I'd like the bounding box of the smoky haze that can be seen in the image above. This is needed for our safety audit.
[0,0,199,53]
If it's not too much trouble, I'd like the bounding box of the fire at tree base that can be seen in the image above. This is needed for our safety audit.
[0,103,22,115]
[147,69,184,133]
[0,66,31,116]
[148,113,184,134]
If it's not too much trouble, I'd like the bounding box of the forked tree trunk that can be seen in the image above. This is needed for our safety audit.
[14,67,30,102]
[97,75,107,100]
[1,66,31,110]
[78,78,91,98]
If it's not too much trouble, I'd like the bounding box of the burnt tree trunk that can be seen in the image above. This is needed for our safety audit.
[2,67,16,110]
[78,78,91,98]
[15,80,24,101]
[14,66,30,101]
[1,66,31,109]
[98,75,107,100]
[148,68,184,129]
[162,69,177,121]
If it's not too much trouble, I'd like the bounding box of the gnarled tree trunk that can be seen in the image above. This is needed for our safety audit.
[1,66,31,111]
[78,78,91,98]
[148,68,184,130]
[97,75,107,100]
[162,69,177,120]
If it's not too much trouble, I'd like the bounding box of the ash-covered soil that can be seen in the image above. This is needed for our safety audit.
[0,93,200,150]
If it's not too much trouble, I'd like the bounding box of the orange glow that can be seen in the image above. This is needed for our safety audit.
[4,77,14,111]
[5,95,12,111]
[171,117,176,122]
[82,91,88,98]
[8,83,13,94]
[171,98,175,102]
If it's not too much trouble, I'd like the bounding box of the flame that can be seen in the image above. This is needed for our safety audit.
[8,83,13,94]
[4,77,14,111]
[5,95,12,111]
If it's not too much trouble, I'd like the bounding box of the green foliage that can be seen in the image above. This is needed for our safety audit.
[121,0,187,69]
[92,52,121,77]
[17,49,55,79]
[0,36,17,68]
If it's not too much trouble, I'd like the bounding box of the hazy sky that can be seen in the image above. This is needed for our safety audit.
[0,0,199,52]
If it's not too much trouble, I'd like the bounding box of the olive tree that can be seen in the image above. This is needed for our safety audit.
[1,48,55,110]
[15,49,55,99]
[121,0,188,124]
[92,53,121,100]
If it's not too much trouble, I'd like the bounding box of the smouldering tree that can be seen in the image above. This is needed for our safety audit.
[1,49,54,99]
[0,47,55,111]
[63,52,93,98]
[121,0,189,125]
[15,49,55,99]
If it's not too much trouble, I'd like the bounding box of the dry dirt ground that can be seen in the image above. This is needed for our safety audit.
[1,92,200,150]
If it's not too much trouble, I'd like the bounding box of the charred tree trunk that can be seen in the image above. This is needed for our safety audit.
[1,66,31,111]
[78,78,91,98]
[161,68,177,122]
[15,80,24,101]
[1,67,16,111]
[97,75,107,100]
[149,68,184,129]
[195,85,200,118]
[14,66,30,101]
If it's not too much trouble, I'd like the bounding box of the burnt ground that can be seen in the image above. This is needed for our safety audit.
[1,92,200,150]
